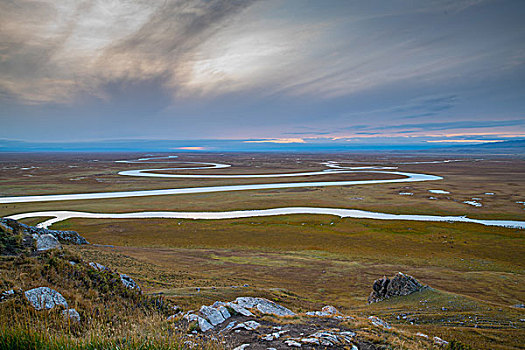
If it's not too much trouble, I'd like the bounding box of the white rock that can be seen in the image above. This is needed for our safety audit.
[309,331,340,346]
[233,345,250,350]
[433,336,449,345]
[369,316,391,329]
[183,340,198,348]
[198,316,214,332]
[339,331,356,342]
[262,330,288,341]
[200,305,226,326]
[32,234,61,251]
[183,313,199,322]
[235,297,259,309]
[227,302,253,316]
[120,274,141,292]
[306,311,331,317]
[321,305,339,315]
[217,305,231,320]
[234,297,295,316]
[300,338,320,345]
[233,320,260,331]
[89,262,107,271]
[416,332,428,338]
[219,321,236,333]
[284,340,302,347]
[25,287,68,310]
[212,301,225,308]
[62,308,80,322]
[0,289,15,301]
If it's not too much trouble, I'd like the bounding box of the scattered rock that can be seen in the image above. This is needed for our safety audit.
[284,339,302,347]
[89,262,108,271]
[25,287,68,310]
[300,337,320,345]
[513,303,524,308]
[309,331,341,346]
[32,234,61,251]
[321,305,338,315]
[368,316,391,329]
[233,344,250,350]
[433,336,449,345]
[368,272,425,303]
[183,340,198,348]
[233,320,260,331]
[261,330,288,341]
[0,289,16,302]
[62,308,81,322]
[120,274,141,292]
[306,305,340,317]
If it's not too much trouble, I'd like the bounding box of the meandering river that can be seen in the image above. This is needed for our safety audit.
[3,158,524,229]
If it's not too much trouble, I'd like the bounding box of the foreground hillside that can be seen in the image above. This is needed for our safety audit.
[0,218,480,350]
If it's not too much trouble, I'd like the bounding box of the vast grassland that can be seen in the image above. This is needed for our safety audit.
[1,152,524,349]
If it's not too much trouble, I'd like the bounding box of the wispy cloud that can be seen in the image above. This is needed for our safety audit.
[364,120,525,132]
[426,139,503,143]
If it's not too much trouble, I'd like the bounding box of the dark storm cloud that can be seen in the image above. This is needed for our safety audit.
[0,0,524,144]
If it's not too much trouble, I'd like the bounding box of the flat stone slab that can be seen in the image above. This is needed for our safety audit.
[25,287,68,310]
[32,234,61,251]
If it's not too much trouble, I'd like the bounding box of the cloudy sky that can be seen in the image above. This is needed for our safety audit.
[1,0,524,148]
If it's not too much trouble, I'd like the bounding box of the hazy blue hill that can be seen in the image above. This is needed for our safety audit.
[422,139,525,155]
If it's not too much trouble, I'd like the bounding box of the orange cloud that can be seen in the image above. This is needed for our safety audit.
[244,138,305,144]
[426,140,504,143]
[174,146,207,150]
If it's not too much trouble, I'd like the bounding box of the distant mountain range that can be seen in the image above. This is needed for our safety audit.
[0,138,523,154]
[421,139,525,155]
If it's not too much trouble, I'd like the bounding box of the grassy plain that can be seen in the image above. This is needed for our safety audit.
[1,152,524,349]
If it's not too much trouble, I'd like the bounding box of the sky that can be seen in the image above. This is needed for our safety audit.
[1,0,524,150]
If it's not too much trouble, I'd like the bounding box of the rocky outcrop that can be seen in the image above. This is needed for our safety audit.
[32,234,61,251]
[1,218,88,245]
[24,287,68,310]
[170,297,393,348]
[368,272,426,303]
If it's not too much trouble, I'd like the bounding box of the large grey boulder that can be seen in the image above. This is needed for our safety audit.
[32,234,61,251]
[25,287,68,310]
[184,313,213,332]
[234,297,295,316]
[368,272,425,303]
[200,305,227,326]
[120,274,141,292]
